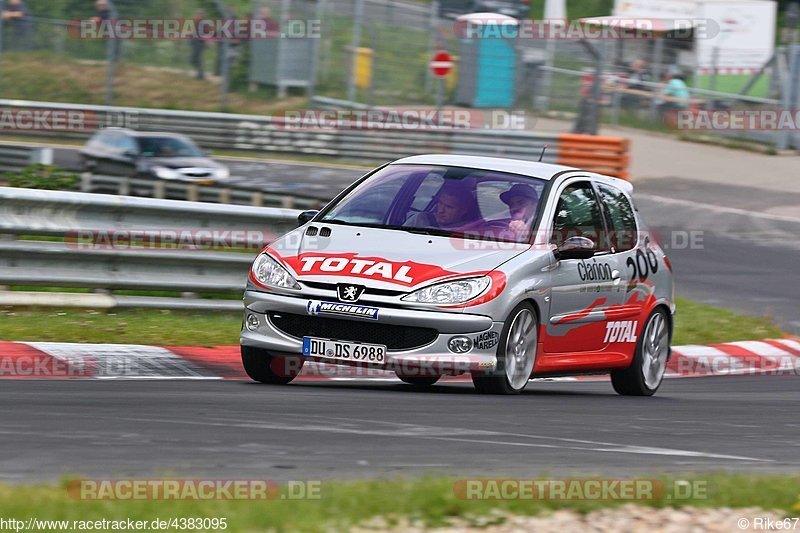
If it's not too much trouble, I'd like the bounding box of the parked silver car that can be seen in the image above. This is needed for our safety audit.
[240,155,674,395]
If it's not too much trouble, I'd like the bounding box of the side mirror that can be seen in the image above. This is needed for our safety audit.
[297,210,319,226]
[555,236,596,260]
[123,150,139,159]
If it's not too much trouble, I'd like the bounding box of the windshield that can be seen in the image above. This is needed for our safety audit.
[137,136,204,158]
[319,164,546,243]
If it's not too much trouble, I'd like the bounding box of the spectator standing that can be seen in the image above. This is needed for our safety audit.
[2,0,31,51]
[657,67,690,116]
[621,58,651,110]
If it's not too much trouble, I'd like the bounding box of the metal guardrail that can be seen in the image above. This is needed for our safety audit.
[80,174,327,209]
[0,187,301,297]
[0,98,562,163]
[0,143,53,173]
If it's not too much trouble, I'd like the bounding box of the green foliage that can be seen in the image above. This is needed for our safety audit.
[5,164,79,191]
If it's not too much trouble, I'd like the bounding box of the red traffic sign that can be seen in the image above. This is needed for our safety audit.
[429,50,454,78]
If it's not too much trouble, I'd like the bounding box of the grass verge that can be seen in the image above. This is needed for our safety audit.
[0,475,798,532]
[0,296,788,347]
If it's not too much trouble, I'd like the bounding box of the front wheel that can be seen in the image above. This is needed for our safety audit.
[241,346,304,384]
[472,302,538,395]
[611,308,670,396]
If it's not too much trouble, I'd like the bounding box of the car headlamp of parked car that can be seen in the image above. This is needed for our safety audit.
[251,253,301,290]
[402,276,491,305]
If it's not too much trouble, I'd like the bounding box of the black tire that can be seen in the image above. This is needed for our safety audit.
[472,302,538,395]
[611,307,671,396]
[241,346,304,384]
[396,374,440,386]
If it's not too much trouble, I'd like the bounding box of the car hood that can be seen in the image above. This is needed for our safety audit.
[268,225,531,290]
[142,157,223,169]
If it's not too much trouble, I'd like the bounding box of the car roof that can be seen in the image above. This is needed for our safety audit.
[390,154,579,180]
[391,154,633,193]
[97,128,188,139]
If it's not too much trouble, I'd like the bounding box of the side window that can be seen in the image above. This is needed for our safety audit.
[118,135,138,155]
[105,133,123,152]
[550,181,610,252]
[598,184,637,252]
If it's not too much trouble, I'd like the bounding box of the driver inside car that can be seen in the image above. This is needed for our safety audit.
[405,181,480,229]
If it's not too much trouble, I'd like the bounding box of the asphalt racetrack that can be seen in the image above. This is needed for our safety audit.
[1,375,797,482]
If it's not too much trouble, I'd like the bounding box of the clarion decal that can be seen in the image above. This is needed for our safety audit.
[577,259,613,282]
[306,300,379,320]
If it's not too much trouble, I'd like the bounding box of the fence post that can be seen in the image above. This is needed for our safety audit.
[789,44,800,150]
[105,1,119,105]
[346,0,365,102]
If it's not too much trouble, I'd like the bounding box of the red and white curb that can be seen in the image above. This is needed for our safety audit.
[0,339,798,381]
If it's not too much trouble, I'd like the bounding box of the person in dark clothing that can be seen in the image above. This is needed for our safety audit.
[2,0,31,51]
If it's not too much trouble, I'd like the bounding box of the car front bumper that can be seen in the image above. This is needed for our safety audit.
[240,289,503,374]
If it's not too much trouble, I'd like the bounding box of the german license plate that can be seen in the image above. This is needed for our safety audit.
[302,337,386,364]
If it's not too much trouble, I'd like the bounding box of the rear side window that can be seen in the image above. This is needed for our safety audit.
[550,181,611,252]
[598,184,638,252]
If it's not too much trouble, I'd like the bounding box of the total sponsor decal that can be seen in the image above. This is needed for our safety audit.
[306,300,379,320]
[281,253,458,287]
[604,321,639,343]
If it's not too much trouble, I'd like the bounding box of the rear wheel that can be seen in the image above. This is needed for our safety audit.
[396,374,440,386]
[472,302,538,395]
[241,346,304,384]
[611,308,670,396]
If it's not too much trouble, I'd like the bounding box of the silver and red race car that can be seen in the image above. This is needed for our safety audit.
[240,154,675,395]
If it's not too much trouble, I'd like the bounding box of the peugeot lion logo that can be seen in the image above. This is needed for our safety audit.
[337,284,365,302]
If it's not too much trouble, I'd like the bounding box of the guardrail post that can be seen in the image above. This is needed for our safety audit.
[251,192,263,207]
[153,181,165,199]
[187,185,199,203]
[118,178,130,196]
[281,196,295,209]
[80,173,92,193]
[219,188,231,204]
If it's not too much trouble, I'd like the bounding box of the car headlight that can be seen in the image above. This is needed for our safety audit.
[251,253,300,290]
[401,276,491,305]
[214,167,230,179]
[153,166,180,180]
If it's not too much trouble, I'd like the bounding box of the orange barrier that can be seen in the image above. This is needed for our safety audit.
[556,133,630,180]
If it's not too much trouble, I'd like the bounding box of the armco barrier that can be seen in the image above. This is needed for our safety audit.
[80,174,326,209]
[0,187,300,294]
[0,99,630,180]
[0,143,53,173]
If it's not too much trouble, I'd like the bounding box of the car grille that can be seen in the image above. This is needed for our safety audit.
[268,312,438,351]
[300,281,404,297]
